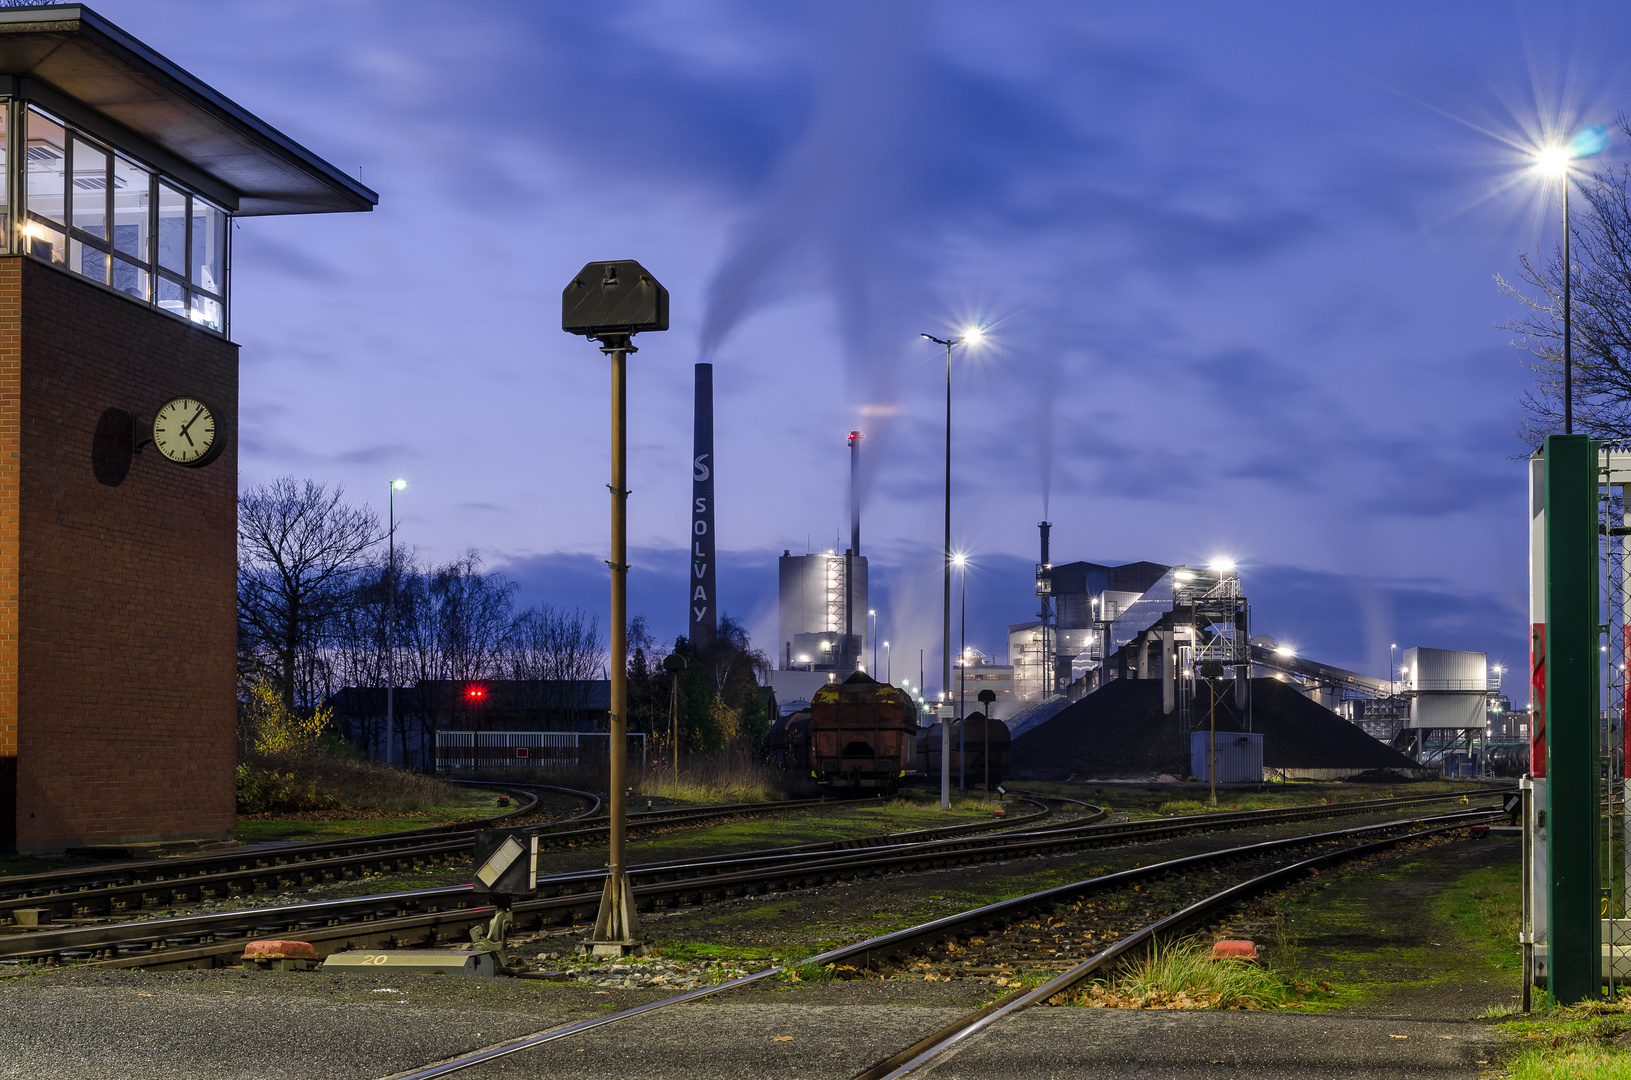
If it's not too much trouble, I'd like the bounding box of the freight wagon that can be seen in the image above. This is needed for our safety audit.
[771,672,919,791]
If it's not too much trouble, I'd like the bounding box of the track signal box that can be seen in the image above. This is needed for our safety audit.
[471,830,539,902]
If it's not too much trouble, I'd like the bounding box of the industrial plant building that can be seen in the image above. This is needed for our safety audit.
[778,549,869,673]
[1006,533,1505,777]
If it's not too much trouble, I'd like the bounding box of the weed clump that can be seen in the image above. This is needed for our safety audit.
[1055,938,1323,1010]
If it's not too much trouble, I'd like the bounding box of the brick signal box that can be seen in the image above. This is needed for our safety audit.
[0,7,375,852]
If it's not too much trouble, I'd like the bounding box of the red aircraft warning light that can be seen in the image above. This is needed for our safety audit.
[465,684,488,703]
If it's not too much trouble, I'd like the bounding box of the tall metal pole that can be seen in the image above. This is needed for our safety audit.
[1564,180,1573,435]
[942,341,953,808]
[959,560,967,791]
[1208,680,1218,808]
[590,334,640,955]
[387,482,394,766]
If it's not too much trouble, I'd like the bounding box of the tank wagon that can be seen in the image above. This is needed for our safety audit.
[804,672,919,791]
[765,706,812,772]
[916,712,1011,788]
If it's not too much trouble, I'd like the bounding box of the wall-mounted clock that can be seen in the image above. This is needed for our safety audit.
[146,396,224,468]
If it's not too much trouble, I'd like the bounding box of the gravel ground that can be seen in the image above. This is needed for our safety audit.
[0,809,1509,1080]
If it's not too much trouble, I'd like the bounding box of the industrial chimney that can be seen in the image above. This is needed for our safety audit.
[848,431,863,557]
[690,364,716,648]
[844,431,863,670]
[1037,520,1054,695]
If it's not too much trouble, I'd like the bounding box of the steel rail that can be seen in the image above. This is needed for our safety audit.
[374,808,1499,1080]
[0,794,836,923]
[0,783,553,900]
[857,815,1496,1080]
[0,799,1058,961]
[2,792,1489,964]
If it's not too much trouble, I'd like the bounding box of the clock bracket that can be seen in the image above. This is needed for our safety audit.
[131,412,153,454]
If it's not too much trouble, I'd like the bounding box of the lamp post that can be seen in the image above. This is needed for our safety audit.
[977,687,996,797]
[1535,125,1610,434]
[955,552,968,791]
[1209,675,1218,808]
[662,653,686,783]
[869,610,877,674]
[922,328,982,809]
[386,478,406,766]
[883,641,891,685]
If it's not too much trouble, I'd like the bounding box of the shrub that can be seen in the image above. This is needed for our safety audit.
[235,763,341,815]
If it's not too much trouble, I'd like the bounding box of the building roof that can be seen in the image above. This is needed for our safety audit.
[0,5,377,215]
[1044,560,1171,597]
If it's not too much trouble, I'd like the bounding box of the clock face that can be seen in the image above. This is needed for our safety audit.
[151,396,223,468]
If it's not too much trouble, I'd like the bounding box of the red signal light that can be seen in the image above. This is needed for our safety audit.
[465,684,488,702]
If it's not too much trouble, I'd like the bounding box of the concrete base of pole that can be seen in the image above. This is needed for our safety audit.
[581,870,643,957]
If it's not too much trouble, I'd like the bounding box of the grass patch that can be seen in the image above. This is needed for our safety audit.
[235,771,509,842]
[1015,779,1488,819]
[1055,937,1330,1010]
[0,853,64,878]
[1157,799,1275,815]
[633,758,785,804]
[1433,861,1521,974]
[238,752,482,817]
[1499,999,1631,1078]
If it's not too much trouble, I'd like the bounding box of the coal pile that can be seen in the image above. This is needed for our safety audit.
[1011,677,1422,779]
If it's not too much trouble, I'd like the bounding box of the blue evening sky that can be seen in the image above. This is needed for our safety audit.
[98,0,1631,691]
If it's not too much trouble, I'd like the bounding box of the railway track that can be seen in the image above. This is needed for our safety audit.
[0,789,1491,968]
[0,782,558,906]
[0,789,874,926]
[374,804,1501,1080]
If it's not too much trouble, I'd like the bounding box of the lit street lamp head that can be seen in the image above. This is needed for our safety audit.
[391,478,407,491]
[1535,144,1571,176]
[1535,123,1611,177]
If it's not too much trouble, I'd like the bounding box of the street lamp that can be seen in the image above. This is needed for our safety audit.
[955,552,968,791]
[1535,123,1611,434]
[922,326,984,809]
[883,640,891,685]
[1390,643,1397,698]
[386,478,406,766]
[869,610,877,675]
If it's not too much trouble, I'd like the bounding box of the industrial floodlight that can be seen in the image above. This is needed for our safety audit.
[562,260,669,336]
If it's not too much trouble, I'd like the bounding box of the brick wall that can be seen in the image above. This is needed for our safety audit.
[0,257,237,852]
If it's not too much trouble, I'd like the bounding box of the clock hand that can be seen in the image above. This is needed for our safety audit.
[178,406,205,447]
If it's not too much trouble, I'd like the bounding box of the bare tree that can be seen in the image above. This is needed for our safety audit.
[1501,117,1631,442]
[238,478,382,712]
[506,604,606,727]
